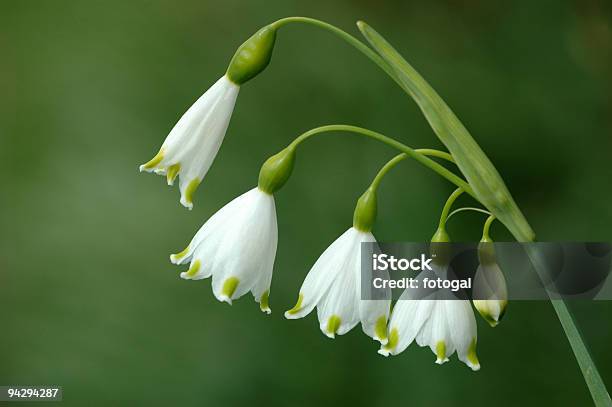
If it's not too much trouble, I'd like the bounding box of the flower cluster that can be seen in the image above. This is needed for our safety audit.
[139,19,510,372]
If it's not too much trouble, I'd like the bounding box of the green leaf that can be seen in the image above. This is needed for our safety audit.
[526,246,612,406]
[356,20,610,405]
[357,21,534,242]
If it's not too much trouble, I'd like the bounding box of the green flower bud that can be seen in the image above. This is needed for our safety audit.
[353,188,377,232]
[473,241,508,327]
[226,25,277,85]
[258,146,296,194]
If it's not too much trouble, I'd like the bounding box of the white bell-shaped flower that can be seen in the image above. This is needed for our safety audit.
[379,269,480,371]
[140,75,240,209]
[170,187,277,313]
[284,227,391,344]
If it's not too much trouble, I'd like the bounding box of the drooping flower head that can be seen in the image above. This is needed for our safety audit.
[140,76,239,209]
[285,188,391,343]
[140,26,277,209]
[379,272,480,371]
[379,228,480,371]
[170,146,295,312]
[170,187,277,312]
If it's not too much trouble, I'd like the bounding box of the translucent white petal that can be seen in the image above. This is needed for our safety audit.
[382,296,435,356]
[170,188,252,265]
[316,255,361,338]
[284,228,358,320]
[174,187,278,310]
[209,189,276,303]
[357,233,391,344]
[446,300,480,371]
[140,75,240,209]
[428,301,454,364]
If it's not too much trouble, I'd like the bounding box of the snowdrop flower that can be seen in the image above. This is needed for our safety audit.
[140,25,277,209]
[140,76,240,209]
[379,267,480,371]
[285,189,391,343]
[473,241,508,327]
[169,145,295,312]
[170,187,277,312]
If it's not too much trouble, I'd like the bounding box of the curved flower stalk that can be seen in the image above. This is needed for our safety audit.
[285,188,391,343]
[170,186,277,312]
[140,26,277,209]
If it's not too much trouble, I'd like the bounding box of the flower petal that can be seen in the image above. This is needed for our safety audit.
[284,228,358,320]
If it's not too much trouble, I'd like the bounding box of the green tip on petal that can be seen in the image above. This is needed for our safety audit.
[185,260,201,278]
[171,246,190,263]
[482,309,500,327]
[182,178,201,209]
[326,315,341,338]
[467,338,481,371]
[379,328,399,356]
[166,163,180,185]
[374,316,388,343]
[140,149,164,170]
[221,277,240,303]
[285,293,303,316]
[436,341,448,364]
[259,290,271,314]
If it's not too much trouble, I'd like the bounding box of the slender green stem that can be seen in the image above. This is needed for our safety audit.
[438,188,464,230]
[271,17,398,83]
[414,148,454,163]
[550,301,612,406]
[446,207,492,222]
[369,150,454,191]
[288,124,476,200]
[482,215,496,242]
[524,245,612,406]
[370,153,406,191]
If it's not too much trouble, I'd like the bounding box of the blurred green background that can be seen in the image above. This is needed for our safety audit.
[1,0,611,405]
